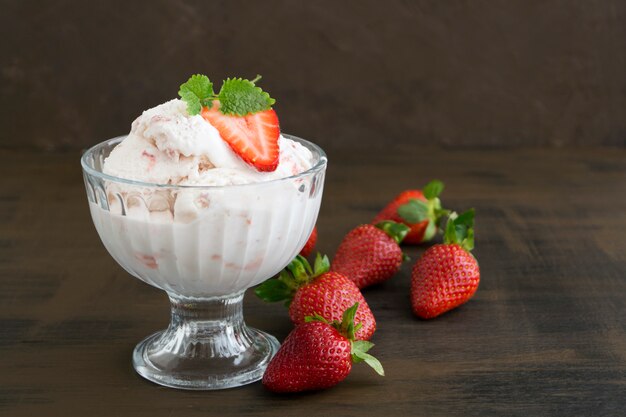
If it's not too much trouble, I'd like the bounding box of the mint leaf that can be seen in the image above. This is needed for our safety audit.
[397,199,429,223]
[423,180,444,200]
[178,74,214,115]
[179,90,201,115]
[181,74,214,100]
[218,76,275,116]
[177,74,276,116]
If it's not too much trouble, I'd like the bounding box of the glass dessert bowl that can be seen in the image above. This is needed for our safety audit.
[81,134,327,390]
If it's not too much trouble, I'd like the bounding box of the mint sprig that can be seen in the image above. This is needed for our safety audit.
[178,74,275,116]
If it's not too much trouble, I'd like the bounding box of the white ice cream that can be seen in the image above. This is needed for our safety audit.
[87,99,324,297]
[102,99,312,186]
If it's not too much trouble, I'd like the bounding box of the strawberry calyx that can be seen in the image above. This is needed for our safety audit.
[254,253,330,307]
[305,303,385,376]
[374,221,411,262]
[397,180,451,242]
[443,208,475,251]
[374,221,411,245]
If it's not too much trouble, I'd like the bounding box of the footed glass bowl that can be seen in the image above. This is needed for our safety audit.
[81,134,327,390]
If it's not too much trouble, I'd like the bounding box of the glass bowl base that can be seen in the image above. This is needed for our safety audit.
[132,327,280,390]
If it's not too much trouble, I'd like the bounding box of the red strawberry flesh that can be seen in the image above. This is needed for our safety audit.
[201,103,280,171]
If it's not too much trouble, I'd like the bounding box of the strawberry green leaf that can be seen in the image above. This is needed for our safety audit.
[332,303,360,340]
[352,340,374,353]
[395,182,450,243]
[434,206,452,223]
[444,209,475,251]
[254,278,293,302]
[444,214,458,244]
[353,350,385,376]
[218,76,275,116]
[455,209,475,228]
[304,313,329,324]
[287,255,312,284]
[375,221,410,244]
[397,199,429,224]
[255,253,335,306]
[313,253,330,277]
[423,180,444,200]
[354,322,363,334]
[300,255,314,275]
[351,340,385,376]
[423,219,437,241]
[278,269,298,290]
[342,303,358,340]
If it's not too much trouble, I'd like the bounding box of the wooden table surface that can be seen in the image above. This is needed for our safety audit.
[1,145,625,416]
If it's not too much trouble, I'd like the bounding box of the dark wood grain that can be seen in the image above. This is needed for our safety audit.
[2,0,626,151]
[1,146,626,416]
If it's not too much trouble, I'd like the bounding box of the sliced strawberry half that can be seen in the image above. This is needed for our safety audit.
[202,103,280,172]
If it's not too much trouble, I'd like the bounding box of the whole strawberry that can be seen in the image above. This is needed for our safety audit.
[411,209,480,319]
[331,221,409,289]
[299,226,317,257]
[372,180,450,244]
[262,303,384,393]
[255,254,376,340]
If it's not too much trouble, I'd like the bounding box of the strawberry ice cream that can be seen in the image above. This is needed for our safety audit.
[103,99,313,186]
[87,99,323,297]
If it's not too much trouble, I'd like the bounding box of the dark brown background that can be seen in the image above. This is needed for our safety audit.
[2,2,626,416]
[2,0,626,152]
